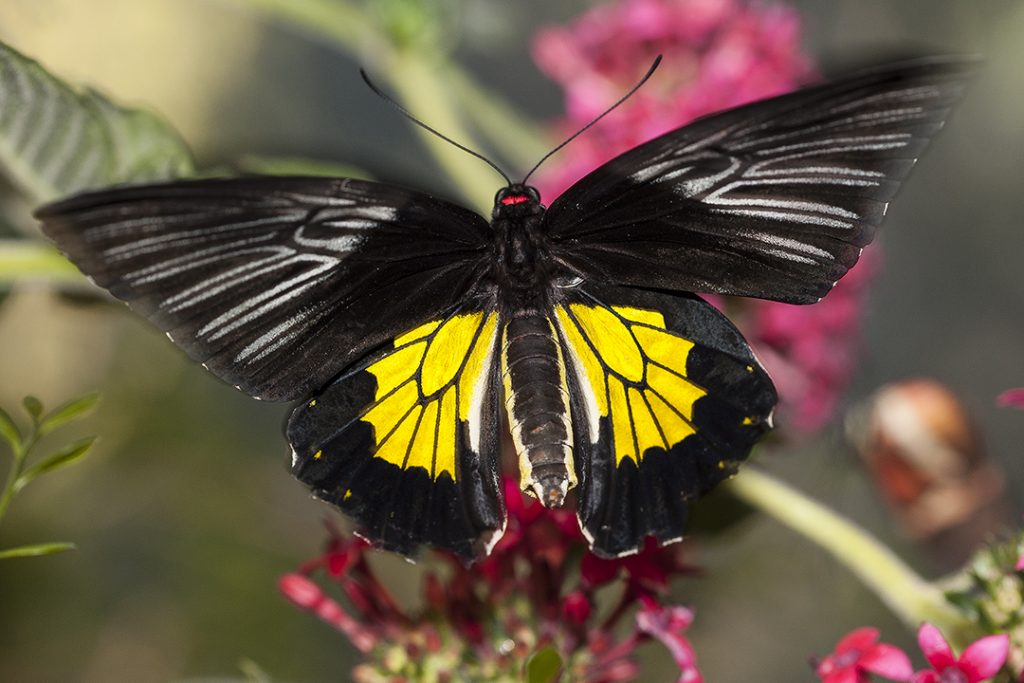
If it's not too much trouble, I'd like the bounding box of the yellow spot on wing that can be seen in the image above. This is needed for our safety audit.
[367,342,426,399]
[422,314,485,396]
[407,400,438,473]
[374,404,421,468]
[361,312,496,482]
[647,391,696,446]
[395,319,441,346]
[557,302,707,466]
[458,314,498,420]
[608,377,635,464]
[629,387,666,455]
[612,306,666,328]
[435,387,457,479]
[647,365,705,421]
[632,326,694,377]
[363,381,419,441]
[569,304,644,382]
[313,450,322,460]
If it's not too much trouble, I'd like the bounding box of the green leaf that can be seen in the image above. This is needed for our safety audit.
[0,40,195,203]
[38,392,99,436]
[15,436,96,491]
[21,395,43,421]
[0,404,20,448]
[525,646,563,683]
[0,541,76,559]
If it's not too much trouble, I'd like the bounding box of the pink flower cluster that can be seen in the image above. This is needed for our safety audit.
[532,0,875,434]
[532,0,812,199]
[280,479,704,681]
[815,624,1011,683]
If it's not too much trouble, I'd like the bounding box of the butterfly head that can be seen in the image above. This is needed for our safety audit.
[493,184,543,219]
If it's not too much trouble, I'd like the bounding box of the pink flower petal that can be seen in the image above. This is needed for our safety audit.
[1015,552,1024,572]
[861,643,914,681]
[957,634,1010,682]
[820,668,860,683]
[917,623,956,670]
[997,388,1024,409]
[911,672,938,683]
[836,627,881,654]
[636,600,703,683]
[278,572,322,609]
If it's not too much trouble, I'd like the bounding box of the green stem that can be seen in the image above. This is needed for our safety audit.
[0,431,30,528]
[0,241,85,286]
[384,55,495,213]
[238,0,519,213]
[444,66,551,174]
[725,467,975,640]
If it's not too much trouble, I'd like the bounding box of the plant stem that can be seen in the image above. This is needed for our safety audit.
[383,54,495,213]
[444,66,551,174]
[0,430,28,528]
[0,241,85,286]
[724,467,975,640]
[239,0,532,214]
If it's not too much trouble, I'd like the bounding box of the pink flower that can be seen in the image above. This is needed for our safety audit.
[815,627,914,683]
[912,623,1010,683]
[635,595,703,683]
[532,0,812,198]
[997,388,1024,409]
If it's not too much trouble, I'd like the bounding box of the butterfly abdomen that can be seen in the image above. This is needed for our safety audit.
[501,313,577,507]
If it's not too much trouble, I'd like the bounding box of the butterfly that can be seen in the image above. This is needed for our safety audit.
[36,57,971,561]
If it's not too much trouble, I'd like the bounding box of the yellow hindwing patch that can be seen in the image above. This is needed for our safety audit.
[362,312,497,480]
[557,304,706,465]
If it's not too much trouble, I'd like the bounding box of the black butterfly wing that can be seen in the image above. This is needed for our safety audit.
[287,302,505,561]
[36,177,492,402]
[543,58,974,304]
[553,284,775,557]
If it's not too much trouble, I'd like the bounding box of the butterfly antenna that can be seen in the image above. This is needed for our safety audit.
[521,54,663,186]
[359,68,513,187]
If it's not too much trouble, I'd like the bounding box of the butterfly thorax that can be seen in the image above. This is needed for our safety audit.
[490,184,555,314]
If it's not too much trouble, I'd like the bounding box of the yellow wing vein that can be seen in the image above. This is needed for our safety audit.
[646,358,712,396]
[430,391,443,478]
[561,304,620,379]
[645,384,699,432]
[623,387,642,461]
[415,311,491,399]
[638,389,671,450]
[400,402,429,470]
[372,402,419,455]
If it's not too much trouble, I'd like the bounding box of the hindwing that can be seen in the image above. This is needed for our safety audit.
[553,286,776,557]
[287,305,505,560]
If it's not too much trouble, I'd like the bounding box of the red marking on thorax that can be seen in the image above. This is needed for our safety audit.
[501,195,530,205]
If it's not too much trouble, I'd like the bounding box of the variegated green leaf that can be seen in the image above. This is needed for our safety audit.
[38,392,99,436]
[0,40,194,202]
[15,436,96,491]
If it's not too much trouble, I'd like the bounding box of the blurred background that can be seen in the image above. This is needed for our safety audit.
[0,1,1022,681]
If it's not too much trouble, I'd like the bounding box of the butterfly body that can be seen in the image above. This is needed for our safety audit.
[36,58,973,560]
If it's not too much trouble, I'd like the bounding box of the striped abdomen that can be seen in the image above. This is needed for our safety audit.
[501,314,577,507]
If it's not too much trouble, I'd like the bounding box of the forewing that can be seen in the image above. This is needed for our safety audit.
[553,285,776,557]
[287,304,505,560]
[544,58,974,304]
[36,177,492,401]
